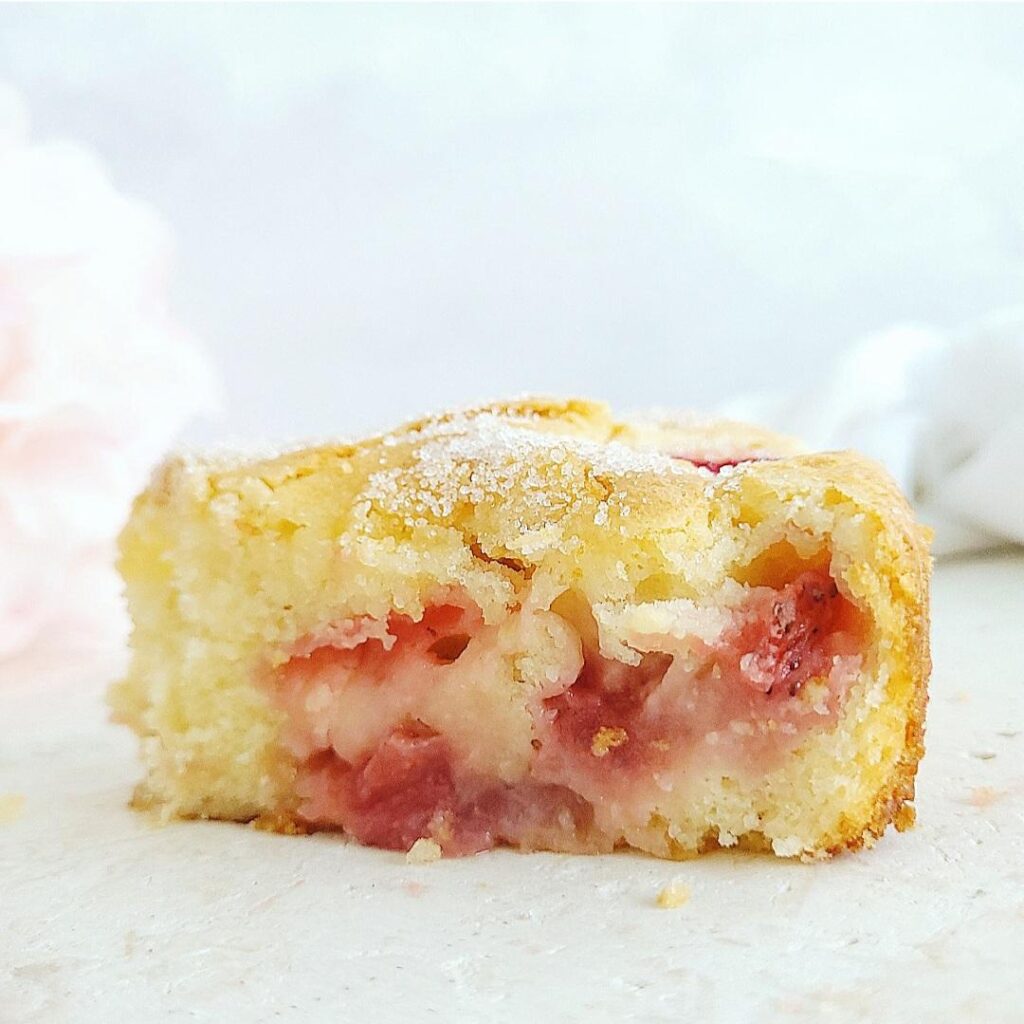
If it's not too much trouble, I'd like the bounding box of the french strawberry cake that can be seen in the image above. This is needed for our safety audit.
[110,398,931,859]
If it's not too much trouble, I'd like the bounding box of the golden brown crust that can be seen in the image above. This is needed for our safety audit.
[744,452,932,855]
[831,519,931,855]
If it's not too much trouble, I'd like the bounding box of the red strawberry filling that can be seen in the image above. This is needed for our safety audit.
[670,453,771,473]
[540,652,676,774]
[726,573,847,697]
[532,572,861,810]
[297,724,602,855]
[274,570,864,855]
[299,723,452,851]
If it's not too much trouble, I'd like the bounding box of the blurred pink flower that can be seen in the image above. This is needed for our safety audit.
[0,86,218,664]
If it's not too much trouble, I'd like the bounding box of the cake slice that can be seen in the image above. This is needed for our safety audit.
[110,398,931,859]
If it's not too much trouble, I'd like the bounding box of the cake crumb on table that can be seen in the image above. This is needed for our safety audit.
[0,794,25,825]
[655,881,691,909]
[966,786,1002,808]
[406,837,443,864]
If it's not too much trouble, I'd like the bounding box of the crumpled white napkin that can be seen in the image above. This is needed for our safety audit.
[722,311,1024,556]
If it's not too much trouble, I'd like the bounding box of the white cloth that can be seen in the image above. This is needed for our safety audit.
[723,311,1024,555]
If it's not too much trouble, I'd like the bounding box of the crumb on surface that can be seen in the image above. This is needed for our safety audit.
[655,881,691,909]
[893,803,916,831]
[406,837,443,864]
[966,786,1002,808]
[0,794,25,825]
[250,813,308,835]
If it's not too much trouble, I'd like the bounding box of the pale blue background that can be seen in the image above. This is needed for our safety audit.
[3,4,1023,439]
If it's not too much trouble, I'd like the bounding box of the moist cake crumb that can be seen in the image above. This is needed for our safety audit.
[591,726,629,757]
[406,837,443,863]
[656,881,691,909]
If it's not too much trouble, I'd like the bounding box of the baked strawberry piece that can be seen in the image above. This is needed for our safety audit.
[111,399,930,859]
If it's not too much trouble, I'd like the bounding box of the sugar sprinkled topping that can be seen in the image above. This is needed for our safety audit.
[161,399,781,522]
[362,411,698,523]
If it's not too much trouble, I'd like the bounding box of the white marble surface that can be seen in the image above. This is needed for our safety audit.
[2,553,1023,1024]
